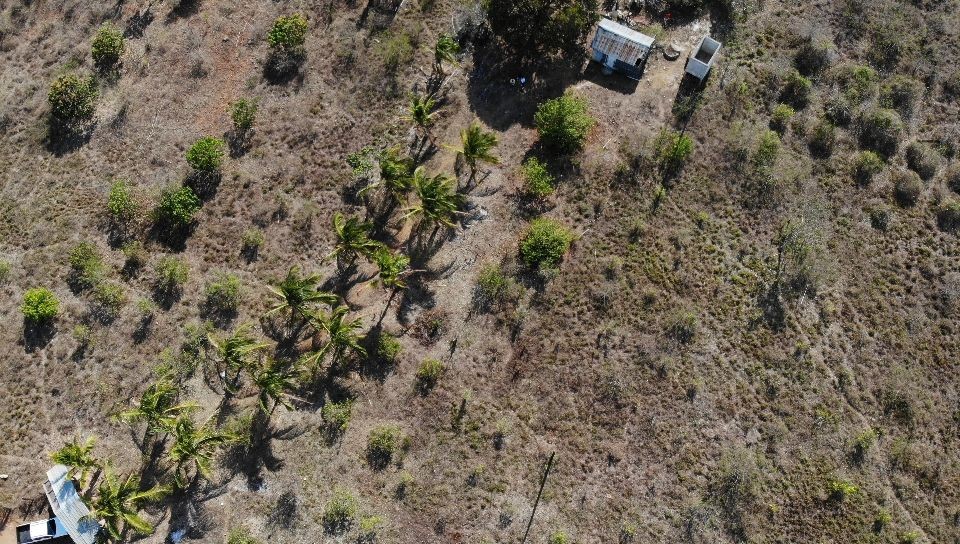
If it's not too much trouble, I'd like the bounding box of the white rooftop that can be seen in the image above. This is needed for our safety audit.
[597,18,656,48]
[43,465,100,544]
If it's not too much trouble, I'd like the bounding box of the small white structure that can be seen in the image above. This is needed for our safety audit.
[685,35,721,80]
[41,465,100,544]
[590,18,655,80]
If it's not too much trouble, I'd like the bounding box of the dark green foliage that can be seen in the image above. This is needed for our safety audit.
[22,287,60,323]
[415,359,444,391]
[808,120,836,157]
[770,104,795,133]
[205,272,242,314]
[230,99,258,134]
[107,180,137,224]
[321,400,353,434]
[781,70,812,108]
[376,334,402,364]
[519,218,574,269]
[485,0,598,58]
[367,425,404,468]
[91,24,124,69]
[48,74,98,123]
[268,14,308,51]
[835,64,877,104]
[904,142,939,180]
[153,186,201,230]
[520,157,554,199]
[534,92,595,153]
[186,137,225,173]
[891,170,923,206]
[853,151,883,185]
[653,129,694,175]
[69,242,104,289]
[154,256,189,296]
[857,108,903,156]
[880,75,923,118]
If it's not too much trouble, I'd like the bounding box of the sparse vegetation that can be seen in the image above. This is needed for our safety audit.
[892,169,923,206]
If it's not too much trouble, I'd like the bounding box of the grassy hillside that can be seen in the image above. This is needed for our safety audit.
[0,0,958,542]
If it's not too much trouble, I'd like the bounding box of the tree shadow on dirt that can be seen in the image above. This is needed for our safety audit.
[224,410,303,491]
[581,61,640,94]
[124,6,154,38]
[163,480,228,543]
[45,123,94,157]
[166,0,200,22]
[263,53,306,86]
[23,321,56,352]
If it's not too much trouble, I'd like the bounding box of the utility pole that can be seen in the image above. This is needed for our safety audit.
[521,451,556,544]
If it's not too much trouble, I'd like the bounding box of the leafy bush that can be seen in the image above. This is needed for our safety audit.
[107,180,137,223]
[380,32,415,74]
[226,527,260,544]
[358,515,383,543]
[376,333,402,364]
[154,256,189,295]
[322,486,358,533]
[534,92,595,153]
[0,261,10,282]
[858,108,903,156]
[91,23,124,68]
[519,218,574,269]
[268,14,308,51]
[241,228,264,255]
[230,99,258,134]
[891,170,923,206]
[904,142,940,180]
[836,64,877,104]
[781,70,812,108]
[520,157,554,199]
[828,479,859,501]
[92,281,126,321]
[475,264,511,308]
[485,0,598,58]
[770,104,795,133]
[321,400,353,434]
[808,120,836,157]
[48,74,98,123]
[853,151,883,185]
[121,241,148,272]
[548,531,570,544]
[937,200,960,232]
[753,130,781,170]
[653,129,694,174]
[69,242,104,289]
[22,288,60,323]
[880,75,923,118]
[416,359,444,391]
[205,272,241,314]
[367,425,404,467]
[153,185,201,230]
[186,137,225,173]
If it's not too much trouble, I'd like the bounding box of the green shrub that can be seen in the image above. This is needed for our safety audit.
[91,23,124,68]
[808,120,836,157]
[186,136,225,173]
[858,108,903,156]
[73,324,92,348]
[268,14,308,51]
[415,358,444,391]
[241,228,264,253]
[475,264,511,308]
[321,400,353,434]
[48,74,98,123]
[322,486,358,533]
[358,515,383,542]
[899,531,920,543]
[0,261,10,282]
[230,99,258,134]
[520,157,554,199]
[853,427,879,459]
[376,333,402,364]
[853,151,883,185]
[652,128,693,174]
[121,241,148,272]
[367,425,404,467]
[534,92,595,153]
[226,527,260,544]
[794,37,833,75]
[204,272,241,313]
[667,310,697,343]
[154,256,189,295]
[753,130,780,170]
[781,70,812,108]
[880,75,923,117]
[905,142,940,180]
[828,479,859,501]
[22,288,60,323]
[891,170,923,206]
[937,200,960,231]
[873,509,892,532]
[107,180,137,223]
[836,64,877,104]
[549,531,570,544]
[770,104,795,133]
[380,32,415,74]
[485,0,598,58]
[153,185,201,229]
[519,218,574,269]
[92,281,126,321]
[868,205,890,231]
[68,242,104,289]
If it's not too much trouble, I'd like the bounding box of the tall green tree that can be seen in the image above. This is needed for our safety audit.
[116,379,197,443]
[306,306,367,368]
[168,416,236,487]
[328,213,381,270]
[251,358,298,413]
[91,470,169,542]
[404,167,464,231]
[404,93,438,138]
[207,324,270,394]
[50,436,101,488]
[433,34,461,76]
[265,267,339,323]
[452,122,499,185]
[485,0,598,58]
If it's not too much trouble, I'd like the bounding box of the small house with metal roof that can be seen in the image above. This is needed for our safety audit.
[590,18,656,80]
[41,465,100,544]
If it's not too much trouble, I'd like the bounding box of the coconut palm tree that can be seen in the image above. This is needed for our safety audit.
[433,34,461,76]
[372,247,412,324]
[327,212,381,270]
[265,267,339,323]
[50,436,101,488]
[116,379,197,444]
[404,167,464,233]
[168,416,236,487]
[305,305,367,368]
[208,323,270,394]
[251,358,298,414]
[452,121,499,186]
[404,93,438,139]
[90,470,169,542]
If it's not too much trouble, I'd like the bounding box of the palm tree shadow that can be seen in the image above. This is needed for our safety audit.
[223,411,303,491]
[163,480,228,542]
[396,279,436,327]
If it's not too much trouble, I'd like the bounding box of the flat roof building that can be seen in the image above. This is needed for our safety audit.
[590,18,656,80]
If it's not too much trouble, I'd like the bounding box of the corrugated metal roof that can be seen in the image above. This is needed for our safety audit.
[597,18,655,48]
[44,465,100,544]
